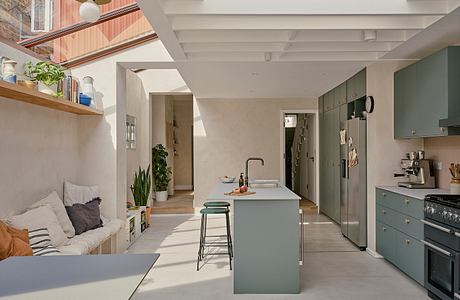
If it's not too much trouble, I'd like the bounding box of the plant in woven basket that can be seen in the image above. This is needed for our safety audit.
[130,165,151,207]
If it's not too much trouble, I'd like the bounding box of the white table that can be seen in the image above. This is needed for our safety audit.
[0,254,159,300]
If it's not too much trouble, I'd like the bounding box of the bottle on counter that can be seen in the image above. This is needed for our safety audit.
[239,173,244,187]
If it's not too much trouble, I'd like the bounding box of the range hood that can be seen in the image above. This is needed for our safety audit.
[440,117,460,128]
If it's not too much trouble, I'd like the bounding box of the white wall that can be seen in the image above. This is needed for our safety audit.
[193,98,316,207]
[0,42,79,219]
[126,70,151,205]
[366,62,423,255]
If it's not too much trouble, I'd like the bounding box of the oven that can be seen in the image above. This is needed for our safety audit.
[423,218,460,300]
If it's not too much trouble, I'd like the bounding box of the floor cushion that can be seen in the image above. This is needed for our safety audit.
[8,205,68,248]
[28,191,75,238]
[64,181,99,206]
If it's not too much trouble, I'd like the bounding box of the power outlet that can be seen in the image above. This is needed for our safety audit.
[434,161,443,171]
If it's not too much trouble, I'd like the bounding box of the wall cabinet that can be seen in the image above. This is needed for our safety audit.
[394,46,460,139]
[375,188,424,286]
[346,69,366,102]
[335,82,347,106]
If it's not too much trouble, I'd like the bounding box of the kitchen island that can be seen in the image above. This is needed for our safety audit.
[208,182,301,294]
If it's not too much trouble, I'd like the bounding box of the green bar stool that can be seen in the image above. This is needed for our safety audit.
[203,201,233,258]
[197,207,232,271]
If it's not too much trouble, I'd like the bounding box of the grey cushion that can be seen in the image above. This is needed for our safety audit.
[65,198,103,235]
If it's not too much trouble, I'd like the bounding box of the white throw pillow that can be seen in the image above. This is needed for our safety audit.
[64,181,99,206]
[29,191,75,238]
[8,205,68,247]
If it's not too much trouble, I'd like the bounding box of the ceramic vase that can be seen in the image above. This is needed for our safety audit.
[82,76,96,108]
[451,180,460,194]
[2,60,17,84]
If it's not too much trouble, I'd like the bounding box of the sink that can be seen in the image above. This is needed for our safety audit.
[249,180,280,189]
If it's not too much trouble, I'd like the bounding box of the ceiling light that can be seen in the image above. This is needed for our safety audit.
[264,52,272,62]
[363,30,377,42]
[79,0,101,23]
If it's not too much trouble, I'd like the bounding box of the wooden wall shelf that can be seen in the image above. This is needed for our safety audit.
[0,80,103,115]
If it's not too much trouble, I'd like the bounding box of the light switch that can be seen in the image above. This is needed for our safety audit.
[434,161,442,170]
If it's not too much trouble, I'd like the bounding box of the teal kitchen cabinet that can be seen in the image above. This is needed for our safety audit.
[324,90,334,111]
[347,69,366,102]
[335,82,347,106]
[318,96,324,114]
[394,46,460,139]
[375,188,424,286]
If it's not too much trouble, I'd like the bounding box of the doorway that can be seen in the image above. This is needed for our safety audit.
[280,110,319,211]
[151,94,194,214]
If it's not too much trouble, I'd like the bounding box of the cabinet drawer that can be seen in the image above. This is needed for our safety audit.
[392,211,424,240]
[376,221,396,263]
[376,204,393,224]
[395,231,424,286]
[376,189,423,219]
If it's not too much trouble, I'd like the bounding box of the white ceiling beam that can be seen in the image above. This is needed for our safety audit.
[176,30,420,43]
[136,0,186,60]
[181,42,400,53]
[185,51,381,62]
[171,15,443,31]
[163,0,453,15]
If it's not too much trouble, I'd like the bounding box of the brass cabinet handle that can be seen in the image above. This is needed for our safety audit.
[411,129,416,135]
[405,218,411,225]
[405,239,411,245]
[382,226,387,231]
[405,199,410,205]
[440,127,446,133]
[382,209,386,214]
[382,192,386,197]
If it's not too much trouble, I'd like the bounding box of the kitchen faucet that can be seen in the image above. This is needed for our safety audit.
[245,157,265,186]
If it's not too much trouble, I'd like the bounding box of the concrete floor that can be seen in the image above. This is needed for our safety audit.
[129,213,429,300]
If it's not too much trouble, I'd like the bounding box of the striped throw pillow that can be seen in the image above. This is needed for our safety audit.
[28,228,61,256]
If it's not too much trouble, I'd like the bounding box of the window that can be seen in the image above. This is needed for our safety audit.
[31,0,53,33]
[285,115,298,128]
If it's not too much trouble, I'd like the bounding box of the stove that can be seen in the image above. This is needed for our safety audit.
[425,194,460,229]
[424,194,460,300]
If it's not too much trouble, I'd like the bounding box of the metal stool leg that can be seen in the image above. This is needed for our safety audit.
[197,213,205,271]
[225,212,232,270]
[202,213,208,259]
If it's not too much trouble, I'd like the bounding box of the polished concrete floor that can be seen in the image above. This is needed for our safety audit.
[129,213,429,299]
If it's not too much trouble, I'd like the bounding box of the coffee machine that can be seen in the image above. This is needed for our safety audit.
[395,151,436,189]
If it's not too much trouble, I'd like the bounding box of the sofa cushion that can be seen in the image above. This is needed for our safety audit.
[28,228,61,256]
[8,205,68,247]
[64,181,99,206]
[0,221,33,260]
[58,219,124,255]
[66,198,103,235]
[29,191,75,238]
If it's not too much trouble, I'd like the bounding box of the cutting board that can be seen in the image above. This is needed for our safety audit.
[224,191,256,196]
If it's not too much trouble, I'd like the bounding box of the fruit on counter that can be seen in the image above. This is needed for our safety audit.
[224,175,229,178]
[240,185,248,193]
[233,188,241,194]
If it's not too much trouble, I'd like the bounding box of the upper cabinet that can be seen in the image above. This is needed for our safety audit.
[394,47,460,139]
[347,69,366,102]
[335,82,347,106]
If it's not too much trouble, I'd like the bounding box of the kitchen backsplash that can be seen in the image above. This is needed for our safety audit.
[425,136,460,189]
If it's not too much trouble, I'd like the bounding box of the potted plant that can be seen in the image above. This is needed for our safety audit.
[24,61,65,96]
[130,165,152,225]
[152,144,171,202]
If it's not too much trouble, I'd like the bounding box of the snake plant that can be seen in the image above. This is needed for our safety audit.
[130,165,151,207]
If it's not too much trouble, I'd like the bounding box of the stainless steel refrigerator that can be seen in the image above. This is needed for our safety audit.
[340,118,367,250]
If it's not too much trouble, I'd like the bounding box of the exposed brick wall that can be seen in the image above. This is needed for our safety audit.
[0,0,32,41]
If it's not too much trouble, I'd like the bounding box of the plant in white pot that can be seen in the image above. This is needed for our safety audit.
[130,165,151,217]
[24,61,65,96]
[152,144,171,202]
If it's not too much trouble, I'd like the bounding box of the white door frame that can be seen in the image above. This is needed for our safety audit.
[280,109,319,205]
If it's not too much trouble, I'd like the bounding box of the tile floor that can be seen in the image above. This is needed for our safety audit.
[130,212,429,300]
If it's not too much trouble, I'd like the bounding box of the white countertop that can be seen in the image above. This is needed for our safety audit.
[376,185,452,200]
[208,182,300,201]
